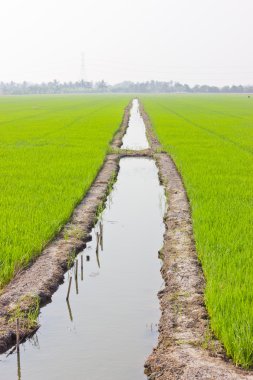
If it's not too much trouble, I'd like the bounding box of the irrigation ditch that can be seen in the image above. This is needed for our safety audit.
[0,99,252,379]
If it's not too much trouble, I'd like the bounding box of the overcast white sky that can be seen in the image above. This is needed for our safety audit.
[0,0,252,86]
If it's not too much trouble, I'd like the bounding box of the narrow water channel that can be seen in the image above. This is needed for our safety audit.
[121,99,149,150]
[1,99,165,380]
[1,158,165,380]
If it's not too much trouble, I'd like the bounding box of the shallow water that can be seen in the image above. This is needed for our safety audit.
[0,157,165,380]
[121,99,149,150]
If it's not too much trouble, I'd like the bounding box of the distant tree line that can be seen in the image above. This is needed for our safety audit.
[1,79,253,95]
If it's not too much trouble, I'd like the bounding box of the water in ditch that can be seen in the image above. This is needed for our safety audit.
[0,157,165,380]
[1,99,165,379]
[121,99,149,150]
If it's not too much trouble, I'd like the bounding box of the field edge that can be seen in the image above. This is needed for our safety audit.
[139,101,253,379]
[0,101,132,354]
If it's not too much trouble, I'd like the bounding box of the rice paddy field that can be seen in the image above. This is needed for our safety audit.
[1,92,253,370]
[141,94,253,368]
[0,94,130,288]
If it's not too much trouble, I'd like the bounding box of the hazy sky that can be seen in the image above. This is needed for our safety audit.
[1,0,253,85]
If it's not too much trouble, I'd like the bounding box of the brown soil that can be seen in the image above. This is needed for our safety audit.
[139,104,253,379]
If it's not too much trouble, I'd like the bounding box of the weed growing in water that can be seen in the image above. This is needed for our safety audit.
[9,295,40,330]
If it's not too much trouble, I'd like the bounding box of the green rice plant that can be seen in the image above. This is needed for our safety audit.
[141,94,253,367]
[0,94,130,287]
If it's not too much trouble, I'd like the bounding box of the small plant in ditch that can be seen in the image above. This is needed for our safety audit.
[8,294,40,330]
[67,249,76,270]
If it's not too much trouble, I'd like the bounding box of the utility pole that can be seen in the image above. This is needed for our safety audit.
[80,52,86,82]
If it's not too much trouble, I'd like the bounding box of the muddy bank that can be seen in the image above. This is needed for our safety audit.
[138,102,161,151]
[0,102,132,354]
[111,102,131,149]
[139,104,253,379]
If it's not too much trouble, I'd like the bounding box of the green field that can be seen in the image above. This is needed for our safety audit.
[0,94,130,288]
[1,93,253,367]
[141,94,253,367]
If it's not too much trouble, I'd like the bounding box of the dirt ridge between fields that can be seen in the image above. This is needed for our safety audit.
[139,102,253,379]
